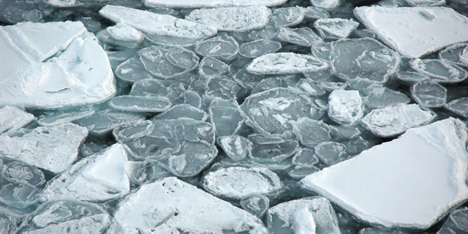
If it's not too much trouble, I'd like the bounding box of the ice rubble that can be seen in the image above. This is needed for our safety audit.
[111,177,266,233]
[0,21,115,108]
[301,118,468,229]
[354,6,468,58]
[144,0,287,8]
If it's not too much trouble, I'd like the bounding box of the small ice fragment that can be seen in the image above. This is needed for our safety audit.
[218,135,252,161]
[202,165,282,199]
[115,57,154,83]
[439,43,468,67]
[186,6,271,32]
[395,69,429,83]
[0,106,34,135]
[247,53,328,75]
[303,6,330,20]
[0,123,87,173]
[445,97,468,118]
[241,194,270,218]
[288,166,320,180]
[271,7,305,28]
[97,23,144,49]
[328,90,363,126]
[99,5,217,46]
[112,177,266,233]
[144,0,287,8]
[405,0,445,7]
[295,79,326,96]
[37,106,94,127]
[209,100,244,136]
[314,18,359,39]
[109,95,172,113]
[195,34,239,61]
[292,118,332,146]
[330,125,361,140]
[354,6,468,58]
[292,206,316,234]
[112,120,154,142]
[240,39,282,58]
[364,85,410,109]
[266,197,341,234]
[361,104,436,137]
[315,141,347,166]
[277,27,323,47]
[198,57,230,78]
[154,104,208,121]
[75,109,144,136]
[411,81,447,108]
[292,148,320,167]
[40,144,130,202]
[2,161,45,187]
[250,138,299,163]
[301,118,468,229]
[437,207,468,233]
[311,0,341,9]
[409,59,468,83]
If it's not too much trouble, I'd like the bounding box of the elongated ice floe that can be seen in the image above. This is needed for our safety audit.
[111,177,267,233]
[354,6,468,58]
[247,53,328,75]
[144,0,287,8]
[301,118,468,229]
[186,6,271,32]
[99,5,217,46]
[0,21,115,109]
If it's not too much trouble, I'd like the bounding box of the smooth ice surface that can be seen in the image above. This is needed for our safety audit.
[99,5,217,46]
[247,53,328,75]
[0,106,34,135]
[328,90,363,126]
[301,118,468,229]
[266,197,341,234]
[354,6,468,58]
[439,43,468,67]
[445,97,468,118]
[109,95,172,112]
[411,81,447,108]
[186,6,271,32]
[437,207,468,233]
[41,144,130,202]
[361,104,436,137]
[277,27,323,47]
[112,177,266,233]
[409,59,468,83]
[0,123,87,173]
[218,135,252,161]
[0,21,115,109]
[240,39,282,58]
[144,0,287,8]
[202,165,282,199]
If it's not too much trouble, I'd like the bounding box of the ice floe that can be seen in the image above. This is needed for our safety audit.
[144,0,287,8]
[247,53,328,75]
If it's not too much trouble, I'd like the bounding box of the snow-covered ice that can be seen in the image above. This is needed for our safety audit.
[0,106,34,135]
[247,53,328,75]
[354,6,468,58]
[144,0,287,8]
[328,90,363,126]
[301,118,468,229]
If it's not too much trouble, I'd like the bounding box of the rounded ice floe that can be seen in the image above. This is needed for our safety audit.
[277,27,323,47]
[445,97,468,118]
[247,53,328,75]
[0,21,115,109]
[144,0,287,8]
[361,104,436,137]
[411,81,447,108]
[314,18,359,39]
[186,6,271,32]
[109,95,172,112]
[202,165,282,199]
[240,39,282,58]
[439,43,468,67]
[328,90,363,126]
[409,59,468,83]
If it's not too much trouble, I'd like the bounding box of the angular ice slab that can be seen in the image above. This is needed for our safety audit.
[301,118,468,229]
[99,5,217,46]
[0,106,34,135]
[202,165,282,199]
[186,6,271,32]
[112,177,266,233]
[354,6,468,58]
[247,53,328,75]
[361,104,435,137]
[41,144,130,202]
[0,123,87,173]
[144,0,287,8]
[0,21,115,109]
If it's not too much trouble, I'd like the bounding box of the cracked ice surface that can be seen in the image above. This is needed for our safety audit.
[301,118,468,229]
[0,21,115,109]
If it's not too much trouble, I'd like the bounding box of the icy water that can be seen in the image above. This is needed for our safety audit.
[1,0,468,233]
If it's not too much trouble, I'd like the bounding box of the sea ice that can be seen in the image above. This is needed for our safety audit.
[363,85,410,109]
[277,27,323,47]
[328,90,363,126]
[445,97,468,118]
[0,21,115,108]
[115,56,154,83]
[154,104,208,121]
[240,39,282,58]
[40,144,130,202]
[144,0,287,8]
[437,207,468,233]
[209,99,244,136]
[37,106,94,127]
[247,53,328,75]
[314,18,359,39]
[198,57,230,78]
[250,137,299,163]
[74,109,144,136]
[411,81,447,108]
[109,95,172,113]
[0,123,87,173]
[439,43,468,67]
[99,5,217,46]
[292,148,320,167]
[195,34,239,61]
[111,177,267,233]
[0,106,34,135]
[202,165,282,199]
[271,7,305,28]
[292,118,332,146]
[405,0,445,6]
[361,104,436,137]
[218,135,252,161]
[301,118,468,229]
[266,197,341,234]
[303,6,330,20]
[354,6,468,58]
[315,141,347,166]
[409,59,468,83]
[241,194,270,217]
[186,6,271,32]
[97,23,144,49]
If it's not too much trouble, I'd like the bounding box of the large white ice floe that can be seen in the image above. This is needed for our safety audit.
[186,6,271,32]
[0,123,88,173]
[0,106,35,135]
[361,103,436,137]
[41,144,130,202]
[354,6,468,58]
[0,21,115,109]
[99,5,217,46]
[246,53,328,75]
[301,118,468,229]
[143,0,287,8]
[111,177,267,233]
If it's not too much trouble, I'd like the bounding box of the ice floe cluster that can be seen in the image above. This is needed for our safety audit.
[1,0,468,233]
